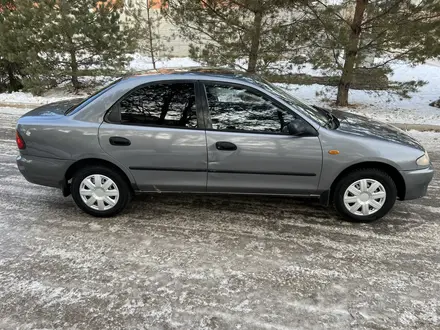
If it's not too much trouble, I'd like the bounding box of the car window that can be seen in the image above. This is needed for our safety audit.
[116,83,197,128]
[247,76,329,127]
[65,78,121,115]
[205,84,297,134]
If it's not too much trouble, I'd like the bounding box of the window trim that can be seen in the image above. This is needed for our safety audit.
[104,80,207,130]
[200,81,318,136]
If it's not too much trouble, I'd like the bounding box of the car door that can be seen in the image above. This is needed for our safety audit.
[99,80,208,192]
[202,82,323,195]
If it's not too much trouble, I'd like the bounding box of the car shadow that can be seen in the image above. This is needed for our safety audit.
[127,193,425,236]
[10,185,428,239]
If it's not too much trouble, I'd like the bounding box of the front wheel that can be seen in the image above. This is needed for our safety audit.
[333,168,397,222]
[71,166,132,217]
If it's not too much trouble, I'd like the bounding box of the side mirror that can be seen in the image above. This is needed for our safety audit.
[287,119,317,136]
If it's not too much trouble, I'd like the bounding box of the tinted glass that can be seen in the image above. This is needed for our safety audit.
[119,83,197,128]
[247,76,329,126]
[205,84,297,134]
[65,78,122,115]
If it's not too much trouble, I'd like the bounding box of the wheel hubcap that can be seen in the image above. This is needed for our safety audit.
[79,174,119,211]
[343,179,386,216]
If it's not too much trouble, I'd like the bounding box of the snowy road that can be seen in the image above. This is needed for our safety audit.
[0,107,439,329]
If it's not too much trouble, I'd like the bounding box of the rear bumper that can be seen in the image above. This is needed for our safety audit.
[16,154,70,189]
[400,165,435,200]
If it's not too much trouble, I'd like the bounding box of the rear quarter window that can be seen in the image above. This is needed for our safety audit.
[65,78,122,115]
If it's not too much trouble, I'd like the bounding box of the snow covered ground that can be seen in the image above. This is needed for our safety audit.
[1,55,440,126]
[407,130,440,151]
[129,53,200,71]
[1,102,440,328]
[0,91,79,106]
[284,61,440,126]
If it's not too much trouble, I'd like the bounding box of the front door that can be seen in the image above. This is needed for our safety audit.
[202,82,323,194]
[99,81,208,192]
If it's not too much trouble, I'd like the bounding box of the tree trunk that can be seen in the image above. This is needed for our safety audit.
[69,49,80,91]
[247,10,263,73]
[146,0,156,70]
[59,2,80,91]
[336,0,368,106]
[6,62,23,92]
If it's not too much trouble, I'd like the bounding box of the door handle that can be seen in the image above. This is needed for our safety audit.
[215,141,237,151]
[109,136,131,146]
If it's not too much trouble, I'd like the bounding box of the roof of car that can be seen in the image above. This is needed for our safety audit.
[123,66,258,81]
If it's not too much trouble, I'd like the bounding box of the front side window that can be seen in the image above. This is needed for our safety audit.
[247,76,329,127]
[117,82,197,128]
[205,84,297,134]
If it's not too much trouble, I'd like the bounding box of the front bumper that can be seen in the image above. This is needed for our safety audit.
[400,165,435,200]
[16,154,70,189]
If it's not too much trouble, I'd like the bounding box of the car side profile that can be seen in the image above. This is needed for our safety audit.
[16,68,434,221]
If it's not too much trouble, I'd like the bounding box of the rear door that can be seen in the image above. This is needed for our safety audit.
[202,82,323,195]
[99,81,208,192]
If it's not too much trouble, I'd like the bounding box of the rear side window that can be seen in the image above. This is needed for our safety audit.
[111,83,197,128]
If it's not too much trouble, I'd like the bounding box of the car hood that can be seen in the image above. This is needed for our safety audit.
[331,110,424,151]
[21,98,84,118]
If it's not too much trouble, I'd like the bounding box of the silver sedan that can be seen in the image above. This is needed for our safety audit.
[15,68,434,221]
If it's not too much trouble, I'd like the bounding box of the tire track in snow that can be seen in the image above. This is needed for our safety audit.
[0,106,439,329]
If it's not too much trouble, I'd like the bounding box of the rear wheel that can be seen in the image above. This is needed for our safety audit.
[333,168,397,222]
[71,166,131,217]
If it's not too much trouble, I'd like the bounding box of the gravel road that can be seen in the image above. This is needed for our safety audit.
[0,107,439,329]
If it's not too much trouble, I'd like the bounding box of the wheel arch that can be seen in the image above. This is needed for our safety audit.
[329,161,406,202]
[63,158,137,196]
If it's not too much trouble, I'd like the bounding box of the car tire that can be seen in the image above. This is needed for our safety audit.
[71,166,132,217]
[333,168,397,222]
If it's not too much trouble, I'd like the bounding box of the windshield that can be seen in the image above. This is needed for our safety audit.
[64,78,122,115]
[247,76,329,127]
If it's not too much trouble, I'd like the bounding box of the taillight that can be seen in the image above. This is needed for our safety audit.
[16,130,26,150]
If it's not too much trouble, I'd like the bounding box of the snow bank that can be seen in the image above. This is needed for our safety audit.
[279,60,440,126]
[0,91,77,106]
[129,54,200,71]
[281,82,440,126]
[408,130,440,151]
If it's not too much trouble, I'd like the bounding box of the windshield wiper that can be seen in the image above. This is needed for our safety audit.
[325,113,335,129]
[313,105,335,128]
[64,104,78,115]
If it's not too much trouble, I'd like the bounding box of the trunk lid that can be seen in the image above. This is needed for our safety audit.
[20,98,84,118]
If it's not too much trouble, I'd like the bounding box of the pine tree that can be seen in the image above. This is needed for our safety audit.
[1,0,63,93]
[43,0,139,91]
[124,0,172,70]
[163,0,308,73]
[303,0,440,106]
[1,0,139,93]
[0,0,26,92]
